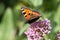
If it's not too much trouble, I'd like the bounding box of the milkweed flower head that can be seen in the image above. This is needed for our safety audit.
[57,31,60,40]
[25,19,51,40]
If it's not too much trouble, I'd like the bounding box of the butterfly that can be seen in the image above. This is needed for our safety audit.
[21,6,42,24]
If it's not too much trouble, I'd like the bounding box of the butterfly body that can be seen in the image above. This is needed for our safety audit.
[21,6,41,24]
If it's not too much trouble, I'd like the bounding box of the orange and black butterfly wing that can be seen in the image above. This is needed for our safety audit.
[26,10,41,24]
[21,6,42,24]
[21,7,32,20]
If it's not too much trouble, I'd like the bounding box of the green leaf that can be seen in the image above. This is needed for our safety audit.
[19,24,29,36]
[0,7,15,40]
[54,5,60,32]
[29,0,43,7]
[55,0,60,3]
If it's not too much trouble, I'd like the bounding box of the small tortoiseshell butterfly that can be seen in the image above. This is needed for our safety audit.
[21,6,41,24]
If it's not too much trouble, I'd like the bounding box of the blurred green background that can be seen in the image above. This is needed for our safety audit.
[0,0,60,40]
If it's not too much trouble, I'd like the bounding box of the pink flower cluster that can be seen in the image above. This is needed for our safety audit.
[25,19,51,40]
[57,31,60,40]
